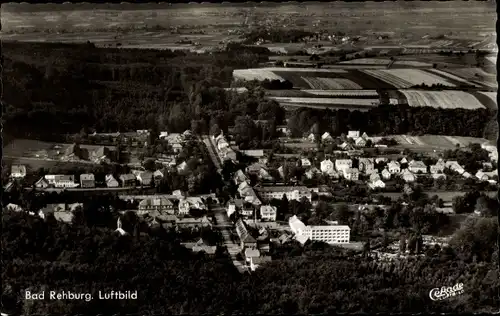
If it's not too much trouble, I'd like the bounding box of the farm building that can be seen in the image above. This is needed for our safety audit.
[241,150,265,158]
[387,161,401,174]
[321,159,335,175]
[44,175,77,188]
[358,158,375,175]
[347,131,360,139]
[335,159,353,175]
[322,132,333,142]
[381,169,392,180]
[301,158,312,167]
[260,205,278,222]
[344,168,359,181]
[408,160,427,174]
[355,137,367,147]
[401,170,416,182]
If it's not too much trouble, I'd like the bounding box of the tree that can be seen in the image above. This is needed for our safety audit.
[210,123,221,137]
[143,158,156,171]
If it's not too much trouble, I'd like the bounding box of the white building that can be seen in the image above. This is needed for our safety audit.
[320,159,335,174]
[344,168,359,181]
[260,205,277,221]
[10,165,27,179]
[358,158,375,175]
[401,170,416,182]
[355,137,367,147]
[387,161,401,174]
[255,186,312,201]
[289,215,350,244]
[301,158,312,167]
[445,161,465,175]
[347,131,360,139]
[44,175,78,188]
[381,169,392,180]
[321,132,333,142]
[335,159,353,175]
[408,160,427,174]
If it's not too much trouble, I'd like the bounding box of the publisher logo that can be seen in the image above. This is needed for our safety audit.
[429,283,464,301]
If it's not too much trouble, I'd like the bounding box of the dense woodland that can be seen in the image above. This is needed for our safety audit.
[3,42,497,148]
[2,207,498,315]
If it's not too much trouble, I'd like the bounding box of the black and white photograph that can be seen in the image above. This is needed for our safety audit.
[1,1,499,315]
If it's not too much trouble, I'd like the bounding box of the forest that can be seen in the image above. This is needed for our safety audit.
[3,42,497,148]
[2,208,498,315]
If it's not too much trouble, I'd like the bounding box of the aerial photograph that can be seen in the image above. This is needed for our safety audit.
[1,1,499,315]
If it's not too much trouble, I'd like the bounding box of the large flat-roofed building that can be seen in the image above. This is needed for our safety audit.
[255,186,312,201]
[289,215,350,244]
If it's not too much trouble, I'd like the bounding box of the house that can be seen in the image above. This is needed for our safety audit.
[260,205,277,221]
[258,168,274,181]
[430,163,445,174]
[119,174,136,187]
[235,219,257,250]
[258,156,269,165]
[320,159,335,174]
[177,161,188,173]
[335,159,353,175]
[10,165,27,179]
[172,143,183,153]
[138,197,175,215]
[244,248,261,263]
[182,130,192,137]
[240,202,254,218]
[178,197,206,215]
[277,166,285,178]
[289,215,350,244]
[5,203,23,213]
[401,170,416,182]
[400,157,408,164]
[355,137,367,147]
[408,160,427,174]
[307,133,316,142]
[305,167,321,179]
[241,149,265,158]
[339,142,354,151]
[79,174,95,188]
[44,175,77,188]
[462,172,472,178]
[358,158,375,175]
[277,125,291,136]
[249,256,272,271]
[38,203,82,223]
[368,179,386,189]
[375,157,388,164]
[301,158,312,167]
[159,131,169,139]
[361,132,369,140]
[431,173,447,180]
[387,161,401,174]
[321,132,333,142]
[90,146,116,163]
[176,216,212,228]
[135,171,153,186]
[381,169,392,180]
[233,170,250,185]
[183,239,217,255]
[347,131,360,139]
[445,161,465,175]
[115,218,128,236]
[246,163,266,175]
[255,186,312,202]
[483,170,498,178]
[369,172,381,182]
[105,174,119,188]
[344,168,359,181]
[227,201,238,217]
[34,177,50,189]
[153,170,164,185]
[475,170,489,181]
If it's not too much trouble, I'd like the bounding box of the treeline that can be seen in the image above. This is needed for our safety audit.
[2,209,498,315]
[286,105,493,138]
[3,42,283,142]
[241,28,315,44]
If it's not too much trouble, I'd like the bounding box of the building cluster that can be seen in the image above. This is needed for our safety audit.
[159,130,192,153]
[213,133,237,162]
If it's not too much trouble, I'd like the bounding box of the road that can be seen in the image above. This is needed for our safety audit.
[212,206,247,273]
[200,135,222,171]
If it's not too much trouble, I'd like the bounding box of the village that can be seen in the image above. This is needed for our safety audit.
[4,121,498,272]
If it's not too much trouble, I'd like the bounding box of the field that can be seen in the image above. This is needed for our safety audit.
[233,69,285,82]
[302,77,363,90]
[4,139,117,158]
[370,134,493,149]
[361,69,455,88]
[302,90,380,97]
[399,90,487,110]
[338,58,391,65]
[2,2,496,52]
[270,97,380,107]
[426,69,480,87]
[441,68,497,88]
[391,61,433,67]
